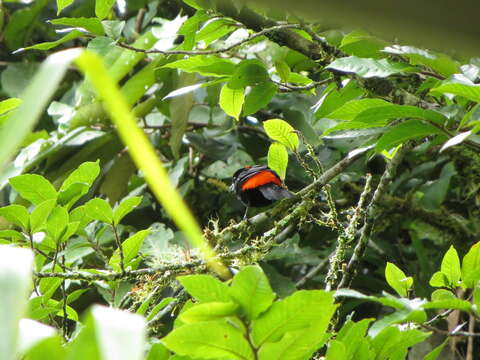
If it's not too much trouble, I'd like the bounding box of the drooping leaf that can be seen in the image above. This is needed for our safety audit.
[326,98,390,120]
[432,78,480,103]
[267,143,288,180]
[162,56,236,77]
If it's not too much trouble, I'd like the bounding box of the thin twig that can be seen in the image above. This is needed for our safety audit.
[112,224,125,274]
[420,323,480,337]
[272,78,332,92]
[116,24,300,55]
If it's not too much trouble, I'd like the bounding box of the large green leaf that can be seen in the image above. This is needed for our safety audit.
[84,198,113,224]
[17,30,83,52]
[243,81,277,116]
[354,104,447,124]
[440,245,461,287]
[0,204,30,230]
[162,320,255,360]
[109,229,151,271]
[326,56,417,78]
[229,265,276,321]
[113,196,142,226]
[95,0,116,20]
[251,290,335,347]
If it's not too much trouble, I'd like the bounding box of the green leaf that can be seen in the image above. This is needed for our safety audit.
[432,79,480,103]
[326,98,390,120]
[228,265,276,321]
[113,196,142,226]
[30,199,57,233]
[178,274,231,302]
[462,242,480,288]
[9,174,57,205]
[243,81,277,116]
[326,56,417,78]
[252,290,336,347]
[336,318,373,359]
[376,120,443,152]
[56,0,75,15]
[0,204,30,230]
[60,161,101,192]
[84,198,113,224]
[219,84,245,120]
[58,183,90,210]
[179,302,238,323]
[267,143,288,180]
[109,229,151,271]
[50,17,105,36]
[0,246,34,360]
[95,0,116,20]
[162,56,236,77]
[46,206,69,243]
[385,262,413,297]
[263,119,299,150]
[441,245,461,287]
[162,320,255,360]
[384,45,460,77]
[228,61,269,89]
[17,30,83,52]
[182,0,212,10]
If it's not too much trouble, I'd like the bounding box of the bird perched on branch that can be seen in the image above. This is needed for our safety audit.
[230,165,294,219]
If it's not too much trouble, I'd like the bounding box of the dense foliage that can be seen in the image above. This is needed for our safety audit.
[1,0,479,359]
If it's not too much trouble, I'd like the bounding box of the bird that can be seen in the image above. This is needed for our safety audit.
[230,165,294,219]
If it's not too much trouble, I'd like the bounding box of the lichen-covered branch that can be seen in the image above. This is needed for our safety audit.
[338,145,410,289]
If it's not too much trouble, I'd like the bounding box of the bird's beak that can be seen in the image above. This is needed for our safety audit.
[229,183,235,192]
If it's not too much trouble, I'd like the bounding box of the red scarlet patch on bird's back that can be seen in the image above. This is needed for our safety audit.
[241,170,282,190]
